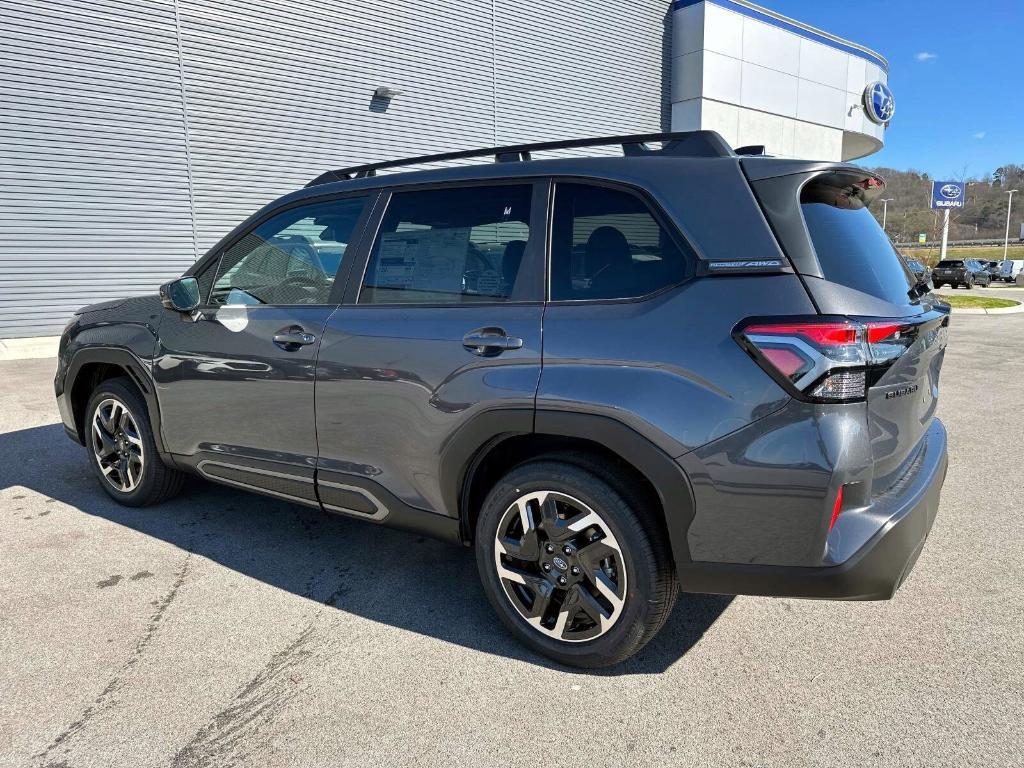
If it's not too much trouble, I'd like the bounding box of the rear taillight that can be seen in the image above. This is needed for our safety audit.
[734,317,916,402]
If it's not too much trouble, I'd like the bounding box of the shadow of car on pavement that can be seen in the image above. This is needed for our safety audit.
[1,423,732,675]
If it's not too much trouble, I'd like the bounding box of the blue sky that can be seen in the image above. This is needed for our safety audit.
[762,0,1021,179]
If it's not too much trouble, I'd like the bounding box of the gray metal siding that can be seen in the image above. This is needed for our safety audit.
[177,0,497,251]
[0,0,196,337]
[494,0,671,148]
[1,0,671,337]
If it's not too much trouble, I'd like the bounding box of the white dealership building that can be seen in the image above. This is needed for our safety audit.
[0,0,890,339]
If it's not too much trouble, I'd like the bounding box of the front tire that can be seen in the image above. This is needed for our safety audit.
[85,377,185,506]
[475,459,677,668]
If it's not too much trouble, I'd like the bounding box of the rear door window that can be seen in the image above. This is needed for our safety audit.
[801,184,913,305]
[359,184,533,304]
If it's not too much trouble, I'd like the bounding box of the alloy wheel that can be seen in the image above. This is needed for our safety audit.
[493,490,628,642]
[92,397,145,493]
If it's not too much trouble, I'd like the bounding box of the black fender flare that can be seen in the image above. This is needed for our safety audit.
[443,407,697,567]
[438,407,534,529]
[63,346,174,464]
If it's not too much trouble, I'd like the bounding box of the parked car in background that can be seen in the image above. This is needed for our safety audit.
[998,259,1024,283]
[54,132,950,668]
[905,259,933,290]
[980,260,1001,281]
[932,258,992,289]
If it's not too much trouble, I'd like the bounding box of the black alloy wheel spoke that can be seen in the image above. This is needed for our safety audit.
[537,494,580,542]
[575,579,614,624]
[526,579,556,621]
[575,538,618,570]
[500,533,539,563]
[93,422,117,458]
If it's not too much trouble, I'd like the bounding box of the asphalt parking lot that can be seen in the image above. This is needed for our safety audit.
[2,314,1022,768]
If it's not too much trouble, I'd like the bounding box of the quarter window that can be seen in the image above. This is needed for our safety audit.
[550,183,692,301]
[360,185,533,304]
[209,196,367,306]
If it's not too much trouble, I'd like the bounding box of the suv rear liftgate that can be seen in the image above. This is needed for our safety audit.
[675,160,949,599]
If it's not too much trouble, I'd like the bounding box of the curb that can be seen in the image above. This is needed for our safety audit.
[0,336,60,361]
[946,302,1024,315]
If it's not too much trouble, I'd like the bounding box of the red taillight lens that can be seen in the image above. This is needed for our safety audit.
[760,347,811,380]
[865,322,903,344]
[828,485,845,531]
[744,322,857,346]
[735,316,917,403]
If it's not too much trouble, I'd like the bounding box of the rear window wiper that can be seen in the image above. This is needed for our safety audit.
[908,281,931,300]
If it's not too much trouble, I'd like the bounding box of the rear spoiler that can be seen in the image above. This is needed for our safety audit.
[742,158,885,202]
[740,158,883,184]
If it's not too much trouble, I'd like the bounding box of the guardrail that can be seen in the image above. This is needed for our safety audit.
[895,238,1024,249]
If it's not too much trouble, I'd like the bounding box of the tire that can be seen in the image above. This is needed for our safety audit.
[966,278,974,290]
[85,377,185,506]
[475,458,677,668]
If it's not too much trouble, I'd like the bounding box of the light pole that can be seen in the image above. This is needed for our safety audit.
[1003,189,1019,261]
[879,198,894,232]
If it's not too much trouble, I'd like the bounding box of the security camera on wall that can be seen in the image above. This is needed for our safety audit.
[373,86,405,100]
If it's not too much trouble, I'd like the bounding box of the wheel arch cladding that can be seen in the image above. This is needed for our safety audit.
[65,348,170,460]
[454,410,697,568]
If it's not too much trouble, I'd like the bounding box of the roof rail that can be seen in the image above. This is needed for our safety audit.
[305,131,734,187]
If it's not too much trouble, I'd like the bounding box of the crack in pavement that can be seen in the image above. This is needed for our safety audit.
[169,568,350,768]
[35,552,193,766]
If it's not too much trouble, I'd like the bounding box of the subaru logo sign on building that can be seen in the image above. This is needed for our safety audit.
[931,181,967,209]
[863,81,895,125]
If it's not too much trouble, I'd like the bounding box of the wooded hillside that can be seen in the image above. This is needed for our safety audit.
[865,164,1024,243]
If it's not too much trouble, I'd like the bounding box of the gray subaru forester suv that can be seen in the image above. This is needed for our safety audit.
[55,132,949,668]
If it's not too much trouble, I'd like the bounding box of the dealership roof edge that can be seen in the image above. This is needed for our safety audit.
[672,0,889,72]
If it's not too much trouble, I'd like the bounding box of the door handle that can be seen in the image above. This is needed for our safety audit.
[273,326,317,350]
[462,327,523,356]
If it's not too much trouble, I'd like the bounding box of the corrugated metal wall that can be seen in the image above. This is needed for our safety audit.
[0,0,195,338]
[0,0,671,338]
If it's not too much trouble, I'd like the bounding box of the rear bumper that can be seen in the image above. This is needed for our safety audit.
[679,419,948,601]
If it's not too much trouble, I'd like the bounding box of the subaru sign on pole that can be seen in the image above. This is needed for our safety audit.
[930,181,967,260]
[931,181,966,209]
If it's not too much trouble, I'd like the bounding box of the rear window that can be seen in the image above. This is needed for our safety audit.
[936,260,963,268]
[801,185,913,305]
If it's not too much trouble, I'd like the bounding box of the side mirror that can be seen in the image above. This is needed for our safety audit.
[160,276,201,312]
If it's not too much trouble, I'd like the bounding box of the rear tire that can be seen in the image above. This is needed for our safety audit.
[475,459,677,668]
[85,377,185,507]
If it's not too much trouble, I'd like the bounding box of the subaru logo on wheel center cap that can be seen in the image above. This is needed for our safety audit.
[552,556,569,571]
[863,81,895,125]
